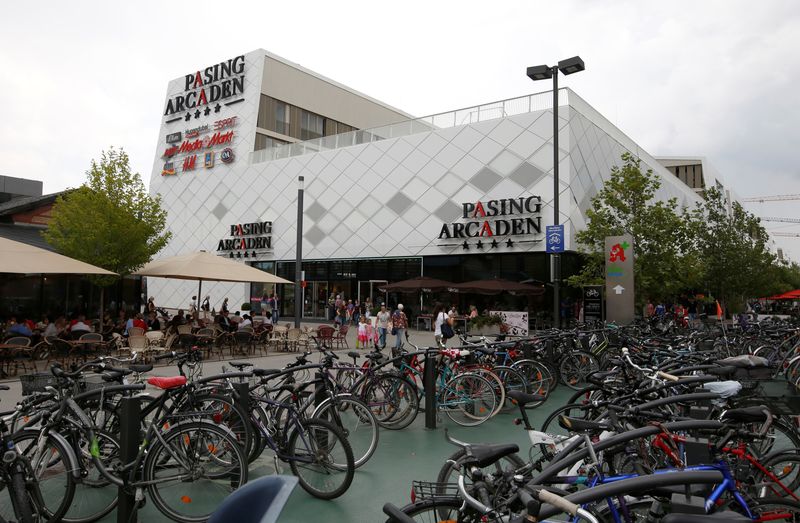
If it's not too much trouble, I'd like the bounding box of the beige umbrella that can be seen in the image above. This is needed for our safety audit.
[0,236,116,275]
[135,251,292,304]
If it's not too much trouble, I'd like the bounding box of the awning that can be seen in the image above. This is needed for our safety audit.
[0,236,116,275]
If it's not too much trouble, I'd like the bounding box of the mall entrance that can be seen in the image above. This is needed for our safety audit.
[302,281,329,320]
[358,280,388,310]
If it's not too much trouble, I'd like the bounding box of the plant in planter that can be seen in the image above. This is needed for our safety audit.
[241,303,251,311]
[469,314,504,334]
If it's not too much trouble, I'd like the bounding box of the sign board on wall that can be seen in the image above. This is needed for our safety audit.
[217,221,273,259]
[583,285,603,322]
[490,311,529,336]
[437,196,544,250]
[604,234,635,324]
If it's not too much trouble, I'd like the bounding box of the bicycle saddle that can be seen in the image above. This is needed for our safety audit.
[346,351,360,359]
[587,369,618,386]
[661,513,751,523]
[463,443,520,468]
[0,384,9,391]
[507,390,547,406]
[558,415,611,433]
[147,376,187,390]
[229,361,253,370]
[129,364,153,373]
[720,405,769,424]
[364,352,384,360]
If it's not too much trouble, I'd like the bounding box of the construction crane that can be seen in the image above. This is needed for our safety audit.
[761,217,800,224]
[742,194,800,203]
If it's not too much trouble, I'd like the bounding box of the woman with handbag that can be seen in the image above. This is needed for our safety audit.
[433,302,454,347]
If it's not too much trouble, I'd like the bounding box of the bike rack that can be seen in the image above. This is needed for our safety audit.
[424,351,436,429]
[117,396,141,523]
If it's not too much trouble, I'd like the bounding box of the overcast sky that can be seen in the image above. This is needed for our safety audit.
[1,1,798,259]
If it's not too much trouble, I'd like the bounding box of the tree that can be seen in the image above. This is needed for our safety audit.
[44,148,171,308]
[567,152,696,304]
[688,187,776,313]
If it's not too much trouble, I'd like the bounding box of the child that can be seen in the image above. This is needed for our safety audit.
[357,315,368,349]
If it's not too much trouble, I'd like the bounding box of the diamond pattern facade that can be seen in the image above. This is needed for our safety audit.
[149,77,701,308]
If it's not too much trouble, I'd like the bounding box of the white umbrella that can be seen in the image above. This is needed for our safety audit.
[135,250,292,304]
[0,236,116,275]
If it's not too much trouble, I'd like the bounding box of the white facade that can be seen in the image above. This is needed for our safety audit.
[148,51,702,311]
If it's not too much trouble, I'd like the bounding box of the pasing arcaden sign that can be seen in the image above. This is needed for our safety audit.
[437,196,544,249]
[217,221,272,258]
[163,55,245,116]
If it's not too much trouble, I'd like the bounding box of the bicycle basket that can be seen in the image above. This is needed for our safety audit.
[19,373,57,395]
[411,480,459,502]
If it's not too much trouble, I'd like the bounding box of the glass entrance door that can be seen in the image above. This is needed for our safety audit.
[302,281,329,319]
[357,280,388,310]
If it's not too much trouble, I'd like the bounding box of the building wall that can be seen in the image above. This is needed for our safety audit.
[148,87,703,310]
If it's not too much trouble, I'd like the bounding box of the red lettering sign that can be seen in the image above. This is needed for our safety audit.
[214,117,237,130]
[182,155,197,172]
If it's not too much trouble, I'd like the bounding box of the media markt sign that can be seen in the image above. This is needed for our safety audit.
[605,234,635,324]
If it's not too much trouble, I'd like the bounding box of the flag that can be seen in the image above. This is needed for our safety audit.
[716,300,723,318]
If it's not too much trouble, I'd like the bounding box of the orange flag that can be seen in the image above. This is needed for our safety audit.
[716,301,723,318]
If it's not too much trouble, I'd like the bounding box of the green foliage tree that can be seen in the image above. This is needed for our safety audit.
[44,148,171,292]
[688,187,776,313]
[567,152,696,304]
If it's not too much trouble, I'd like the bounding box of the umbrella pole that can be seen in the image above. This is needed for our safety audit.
[197,280,203,320]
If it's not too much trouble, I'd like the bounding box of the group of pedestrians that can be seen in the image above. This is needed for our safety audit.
[330,295,374,327]
[348,302,408,350]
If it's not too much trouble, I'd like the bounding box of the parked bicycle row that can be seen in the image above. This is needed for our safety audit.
[1,320,798,522]
[383,324,800,522]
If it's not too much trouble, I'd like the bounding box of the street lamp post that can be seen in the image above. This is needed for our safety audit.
[526,56,585,329]
[294,175,304,328]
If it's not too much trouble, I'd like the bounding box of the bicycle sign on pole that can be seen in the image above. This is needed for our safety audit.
[546,225,564,253]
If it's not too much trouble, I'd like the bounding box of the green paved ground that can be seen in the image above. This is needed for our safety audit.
[276,387,573,523]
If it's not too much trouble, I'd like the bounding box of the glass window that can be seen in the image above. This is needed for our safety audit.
[275,101,290,135]
[300,110,324,140]
[254,133,288,151]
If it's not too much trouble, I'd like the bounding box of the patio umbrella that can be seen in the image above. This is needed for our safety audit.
[378,276,455,293]
[135,250,292,303]
[0,237,116,275]
[449,278,546,296]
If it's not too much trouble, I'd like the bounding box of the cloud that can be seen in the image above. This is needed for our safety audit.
[1,0,798,258]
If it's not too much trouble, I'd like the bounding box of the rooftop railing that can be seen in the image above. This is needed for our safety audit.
[249,88,570,164]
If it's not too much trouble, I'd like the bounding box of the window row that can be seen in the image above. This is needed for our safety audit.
[256,94,357,142]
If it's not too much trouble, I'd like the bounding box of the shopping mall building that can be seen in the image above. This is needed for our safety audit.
[147,49,732,322]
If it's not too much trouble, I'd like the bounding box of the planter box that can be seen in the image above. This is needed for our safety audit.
[469,325,501,335]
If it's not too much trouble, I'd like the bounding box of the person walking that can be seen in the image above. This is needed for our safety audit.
[189,296,198,317]
[392,303,408,349]
[433,302,452,347]
[376,303,390,349]
[269,293,280,324]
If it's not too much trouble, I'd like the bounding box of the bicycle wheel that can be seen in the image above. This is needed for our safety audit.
[362,374,419,430]
[462,367,505,417]
[11,429,77,523]
[287,418,355,499]
[753,418,800,456]
[559,351,600,390]
[144,421,248,523]
[733,496,800,520]
[312,394,379,468]
[511,359,551,401]
[439,373,496,426]
[751,452,800,499]
[191,393,255,464]
[435,446,526,490]
[493,365,530,412]
[395,497,463,522]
